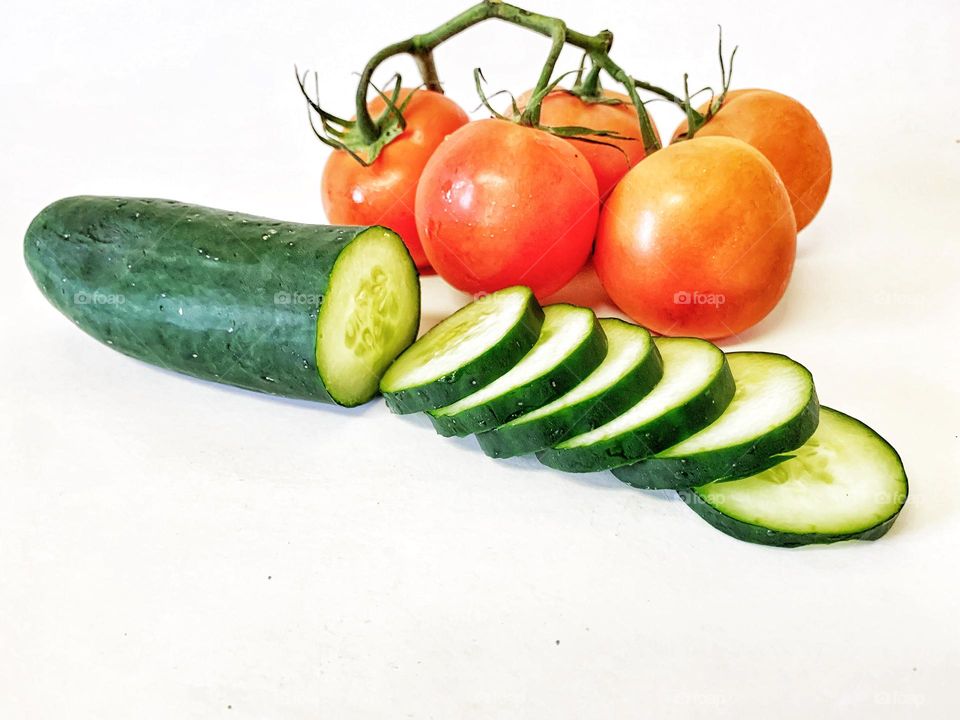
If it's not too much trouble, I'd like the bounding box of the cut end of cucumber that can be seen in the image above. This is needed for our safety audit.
[316,227,420,407]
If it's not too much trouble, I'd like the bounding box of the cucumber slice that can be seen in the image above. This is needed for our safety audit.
[476,318,663,458]
[612,352,819,489]
[680,407,908,546]
[380,286,544,414]
[537,337,734,472]
[428,304,607,437]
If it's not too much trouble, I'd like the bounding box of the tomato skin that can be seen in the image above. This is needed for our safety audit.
[673,89,831,231]
[595,136,797,339]
[518,89,659,200]
[415,118,599,299]
[322,89,469,269]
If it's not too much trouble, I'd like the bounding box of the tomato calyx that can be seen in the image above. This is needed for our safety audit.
[296,69,415,166]
[673,28,739,141]
[474,68,636,155]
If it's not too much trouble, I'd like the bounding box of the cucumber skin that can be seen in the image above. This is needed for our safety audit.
[381,296,545,415]
[678,487,903,547]
[428,314,609,437]
[613,358,820,489]
[24,196,412,406]
[537,354,736,473]
[475,334,664,458]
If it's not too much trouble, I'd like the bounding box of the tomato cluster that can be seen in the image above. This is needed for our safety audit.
[321,85,830,340]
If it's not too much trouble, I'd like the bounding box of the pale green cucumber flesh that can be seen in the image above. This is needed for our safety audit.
[681,407,908,546]
[428,304,607,437]
[613,352,819,488]
[537,337,734,472]
[379,286,544,414]
[476,318,662,458]
[317,228,421,406]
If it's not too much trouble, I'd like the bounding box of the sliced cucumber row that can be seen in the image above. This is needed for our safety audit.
[378,286,907,547]
[428,304,607,436]
[537,338,735,473]
[612,352,819,489]
[380,286,544,414]
[681,408,908,546]
[476,319,663,458]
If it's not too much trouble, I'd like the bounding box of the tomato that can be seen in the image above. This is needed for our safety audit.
[595,136,797,339]
[322,89,469,269]
[415,118,599,298]
[517,89,659,199]
[673,89,831,231]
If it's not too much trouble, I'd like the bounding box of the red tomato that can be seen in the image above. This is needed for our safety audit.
[322,89,469,269]
[595,136,797,339]
[415,118,599,298]
[673,89,831,231]
[518,89,659,199]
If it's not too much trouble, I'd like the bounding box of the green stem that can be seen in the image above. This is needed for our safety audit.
[413,50,443,93]
[351,0,672,154]
[519,22,567,126]
[576,61,603,99]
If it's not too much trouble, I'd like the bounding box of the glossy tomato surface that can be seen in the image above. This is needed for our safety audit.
[673,88,832,231]
[322,89,469,269]
[518,89,659,200]
[415,118,599,298]
[595,136,797,339]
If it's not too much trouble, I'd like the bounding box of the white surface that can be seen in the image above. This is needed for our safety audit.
[1,0,958,717]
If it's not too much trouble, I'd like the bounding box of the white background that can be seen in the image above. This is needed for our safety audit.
[2,0,959,717]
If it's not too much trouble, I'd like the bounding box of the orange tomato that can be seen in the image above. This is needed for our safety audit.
[595,136,797,339]
[322,89,469,269]
[673,88,831,231]
[415,118,599,299]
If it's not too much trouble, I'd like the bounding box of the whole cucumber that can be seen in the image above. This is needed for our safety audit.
[24,196,421,406]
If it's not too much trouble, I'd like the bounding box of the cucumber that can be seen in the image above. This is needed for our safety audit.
[612,352,819,489]
[428,304,607,437]
[680,407,908,546]
[476,318,663,458]
[380,286,544,414]
[24,196,420,407]
[537,337,735,472]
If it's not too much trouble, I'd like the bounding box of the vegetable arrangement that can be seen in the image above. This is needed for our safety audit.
[298,0,831,338]
[22,2,907,549]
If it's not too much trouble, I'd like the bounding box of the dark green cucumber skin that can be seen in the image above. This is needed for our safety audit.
[475,336,664,458]
[678,406,909,547]
[381,296,545,415]
[614,358,820,489]
[538,355,736,473]
[428,313,608,437]
[24,196,411,406]
[679,491,903,548]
